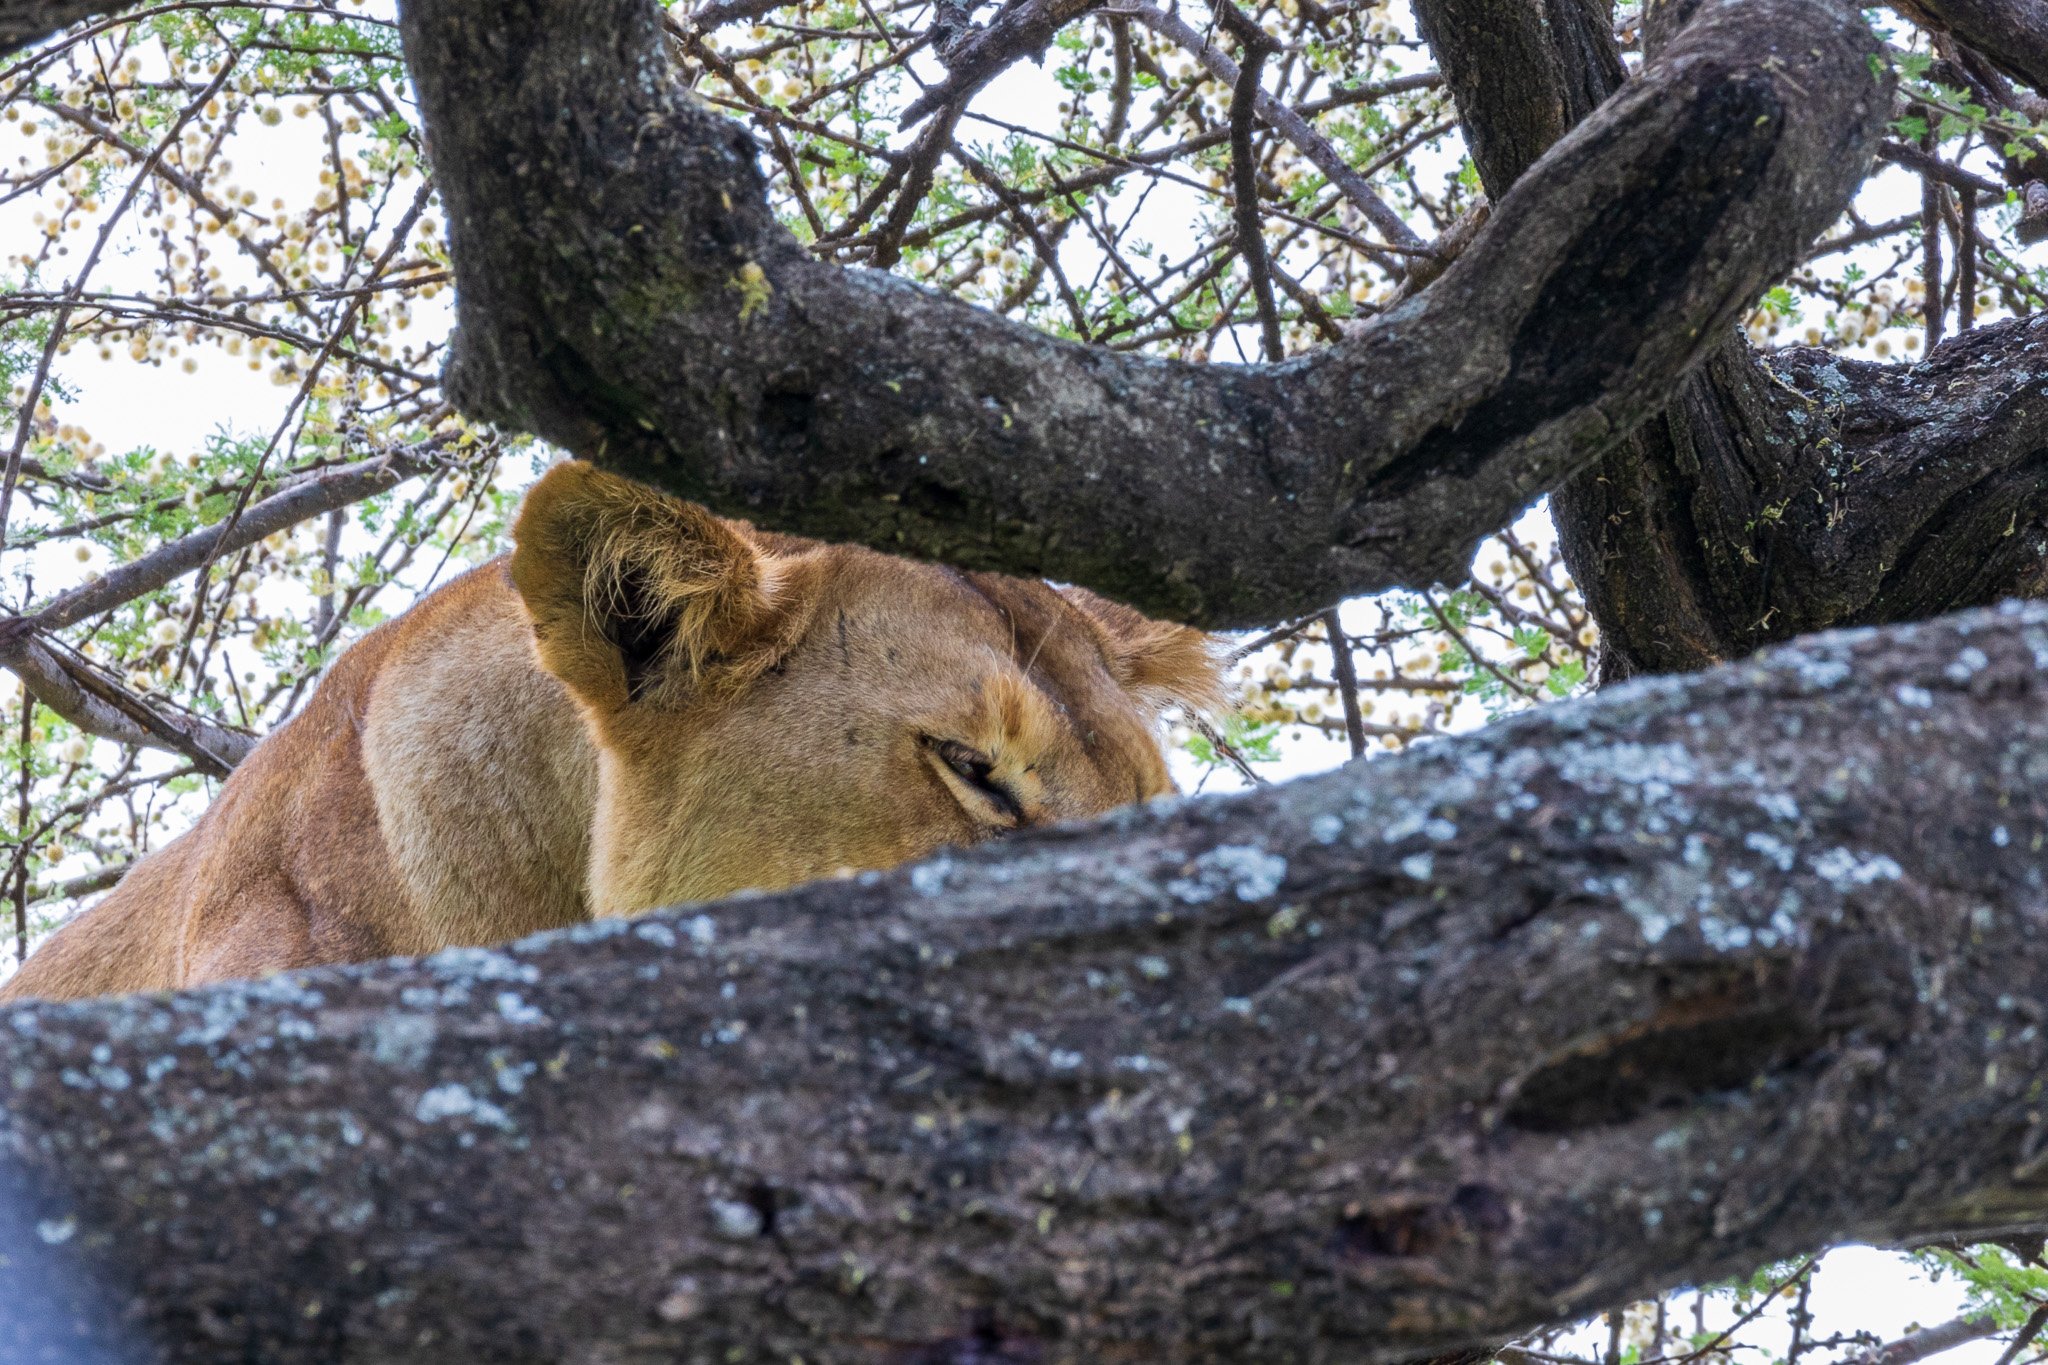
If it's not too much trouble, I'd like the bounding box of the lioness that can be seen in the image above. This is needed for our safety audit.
[1,462,1221,1003]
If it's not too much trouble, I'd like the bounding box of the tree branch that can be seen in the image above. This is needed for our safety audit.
[1903,0,2048,97]
[0,623,253,773]
[4,600,2048,1359]
[1411,0,1623,196]
[1853,1314,2000,1365]
[1562,315,2048,677]
[0,0,113,55]
[897,0,1104,127]
[1219,2,1283,361]
[1404,0,2044,676]
[24,444,440,634]
[398,0,1890,627]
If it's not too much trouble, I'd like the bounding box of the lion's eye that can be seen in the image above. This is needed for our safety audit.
[929,739,1024,824]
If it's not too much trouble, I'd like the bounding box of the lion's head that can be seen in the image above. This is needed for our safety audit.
[509,462,1224,917]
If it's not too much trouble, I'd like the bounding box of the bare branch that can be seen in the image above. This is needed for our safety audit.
[1218,2,1283,360]
[1851,1315,2001,1365]
[0,623,253,772]
[898,0,1103,126]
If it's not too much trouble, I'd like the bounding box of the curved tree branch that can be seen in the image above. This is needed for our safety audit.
[397,0,1889,627]
[3,600,2047,1360]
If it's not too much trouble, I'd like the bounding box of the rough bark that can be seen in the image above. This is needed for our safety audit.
[3,600,2047,1362]
[395,0,1888,628]
[1409,0,2048,678]
[0,0,111,55]
[1409,0,1622,194]
[1904,0,2048,95]
[1556,320,2048,676]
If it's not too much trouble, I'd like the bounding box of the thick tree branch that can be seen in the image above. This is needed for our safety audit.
[1406,0,2045,675]
[1903,0,2048,97]
[3,601,2047,1360]
[1560,314,2048,677]
[398,0,1889,627]
[0,0,110,55]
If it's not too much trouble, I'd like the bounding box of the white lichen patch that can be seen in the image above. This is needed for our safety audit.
[1809,847,1903,890]
[413,1082,515,1132]
[1754,792,1802,823]
[709,1197,764,1239]
[910,858,953,898]
[1165,845,1287,904]
[633,921,676,949]
[1744,831,1796,872]
[370,1013,437,1070]
[494,992,546,1026]
[1554,741,1700,794]
[427,947,540,986]
[1946,646,1991,681]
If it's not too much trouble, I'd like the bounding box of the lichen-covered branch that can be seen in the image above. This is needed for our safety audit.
[4,600,2047,1362]
[398,0,1889,627]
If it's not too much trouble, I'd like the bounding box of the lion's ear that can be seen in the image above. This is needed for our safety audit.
[1059,585,1228,718]
[510,462,810,711]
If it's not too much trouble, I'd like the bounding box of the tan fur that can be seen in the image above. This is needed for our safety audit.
[3,463,1222,1003]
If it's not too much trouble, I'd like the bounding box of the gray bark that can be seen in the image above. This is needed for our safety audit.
[1907,0,2048,96]
[2,601,2046,1362]
[0,0,111,55]
[396,0,1889,628]
[1407,0,2048,677]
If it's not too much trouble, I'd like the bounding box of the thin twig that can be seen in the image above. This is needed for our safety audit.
[1322,607,1365,758]
[1218,2,1282,360]
[1105,0,1428,252]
